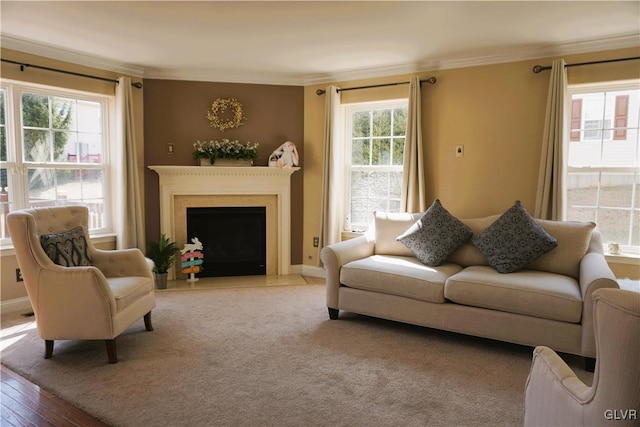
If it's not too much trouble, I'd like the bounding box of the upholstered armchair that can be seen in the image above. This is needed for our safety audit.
[7,206,156,364]
[524,288,640,426]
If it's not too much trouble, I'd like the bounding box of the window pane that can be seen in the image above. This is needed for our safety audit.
[393,108,407,136]
[351,139,370,165]
[597,208,631,245]
[352,111,370,138]
[392,138,404,165]
[602,129,639,167]
[23,129,51,162]
[22,93,50,128]
[28,168,56,206]
[372,109,391,137]
[372,138,390,165]
[599,173,633,208]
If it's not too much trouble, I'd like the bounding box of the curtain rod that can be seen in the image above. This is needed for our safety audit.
[1,58,143,89]
[315,76,436,95]
[532,56,640,73]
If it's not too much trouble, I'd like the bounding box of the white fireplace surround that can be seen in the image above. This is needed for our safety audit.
[149,165,300,279]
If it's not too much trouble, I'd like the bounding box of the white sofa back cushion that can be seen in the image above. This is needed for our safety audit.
[373,211,422,256]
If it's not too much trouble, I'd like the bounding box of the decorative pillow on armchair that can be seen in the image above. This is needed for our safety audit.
[397,199,473,266]
[472,201,557,274]
[40,226,92,267]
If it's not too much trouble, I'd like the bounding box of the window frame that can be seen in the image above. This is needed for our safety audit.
[342,98,408,232]
[0,79,115,248]
[564,80,640,255]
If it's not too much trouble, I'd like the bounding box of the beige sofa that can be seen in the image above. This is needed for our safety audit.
[321,210,619,368]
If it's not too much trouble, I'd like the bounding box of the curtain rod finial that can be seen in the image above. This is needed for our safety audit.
[532,65,544,73]
[132,82,143,89]
[316,89,326,96]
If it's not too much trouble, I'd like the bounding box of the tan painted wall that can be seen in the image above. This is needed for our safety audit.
[302,47,640,269]
[0,48,144,302]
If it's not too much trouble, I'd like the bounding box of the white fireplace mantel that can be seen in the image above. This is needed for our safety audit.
[149,165,300,278]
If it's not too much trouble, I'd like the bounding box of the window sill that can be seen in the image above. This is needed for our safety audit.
[605,253,640,265]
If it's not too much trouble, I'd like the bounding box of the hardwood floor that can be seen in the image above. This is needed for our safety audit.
[1,364,108,427]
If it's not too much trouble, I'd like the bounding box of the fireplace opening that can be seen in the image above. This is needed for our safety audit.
[186,206,266,277]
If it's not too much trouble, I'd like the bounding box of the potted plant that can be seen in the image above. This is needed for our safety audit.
[192,139,259,166]
[147,234,180,289]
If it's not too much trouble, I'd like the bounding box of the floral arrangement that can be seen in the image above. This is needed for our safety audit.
[193,139,259,161]
[206,98,246,132]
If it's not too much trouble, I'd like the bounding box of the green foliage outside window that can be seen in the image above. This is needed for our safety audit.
[22,93,72,162]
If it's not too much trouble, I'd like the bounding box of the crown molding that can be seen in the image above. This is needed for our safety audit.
[1,35,145,78]
[3,33,638,87]
[302,33,640,85]
[142,67,304,86]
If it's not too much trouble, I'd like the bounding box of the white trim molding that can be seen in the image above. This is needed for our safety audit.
[149,166,300,279]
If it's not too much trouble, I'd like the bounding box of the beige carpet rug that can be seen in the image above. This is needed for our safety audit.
[0,283,591,427]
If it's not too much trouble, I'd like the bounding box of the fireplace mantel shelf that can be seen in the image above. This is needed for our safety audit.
[149,165,300,178]
[149,165,299,278]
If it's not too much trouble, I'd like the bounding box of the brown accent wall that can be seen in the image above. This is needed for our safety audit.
[142,79,304,265]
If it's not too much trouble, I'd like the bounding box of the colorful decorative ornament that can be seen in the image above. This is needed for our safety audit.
[180,237,204,283]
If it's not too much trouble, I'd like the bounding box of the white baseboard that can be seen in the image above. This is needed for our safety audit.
[1,296,33,315]
[300,264,325,278]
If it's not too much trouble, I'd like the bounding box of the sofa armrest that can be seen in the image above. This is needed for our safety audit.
[320,235,375,308]
[37,265,118,339]
[578,236,619,357]
[91,248,154,280]
[524,346,592,426]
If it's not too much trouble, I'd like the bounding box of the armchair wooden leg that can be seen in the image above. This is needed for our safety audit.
[44,340,54,359]
[328,308,339,320]
[105,339,118,364]
[143,311,153,331]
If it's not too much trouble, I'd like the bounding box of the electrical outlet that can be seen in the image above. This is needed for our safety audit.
[313,237,319,247]
[456,145,464,157]
[16,268,23,282]
[167,143,175,154]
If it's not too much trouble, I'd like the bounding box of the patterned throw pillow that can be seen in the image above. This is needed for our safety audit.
[397,199,473,266]
[472,201,558,274]
[40,226,92,267]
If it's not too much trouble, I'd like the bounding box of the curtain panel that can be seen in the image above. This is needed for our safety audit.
[115,76,145,250]
[402,76,427,213]
[318,85,343,263]
[534,59,567,220]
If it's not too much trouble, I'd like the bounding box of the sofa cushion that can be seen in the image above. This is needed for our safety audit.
[373,211,422,256]
[397,199,473,266]
[444,266,583,323]
[40,226,92,267]
[341,255,463,304]
[446,215,499,267]
[472,201,558,273]
[527,220,595,279]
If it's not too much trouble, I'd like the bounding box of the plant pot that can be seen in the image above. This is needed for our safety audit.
[212,158,253,167]
[155,272,168,290]
[199,158,212,166]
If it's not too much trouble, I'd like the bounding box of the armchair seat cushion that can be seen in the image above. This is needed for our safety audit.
[340,255,463,304]
[444,266,583,323]
[107,276,154,313]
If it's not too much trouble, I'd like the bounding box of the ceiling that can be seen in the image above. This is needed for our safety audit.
[1,1,639,86]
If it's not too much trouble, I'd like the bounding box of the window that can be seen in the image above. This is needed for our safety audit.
[343,100,407,231]
[0,81,112,244]
[565,81,640,253]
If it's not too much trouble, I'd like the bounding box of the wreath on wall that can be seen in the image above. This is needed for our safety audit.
[206,97,246,132]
